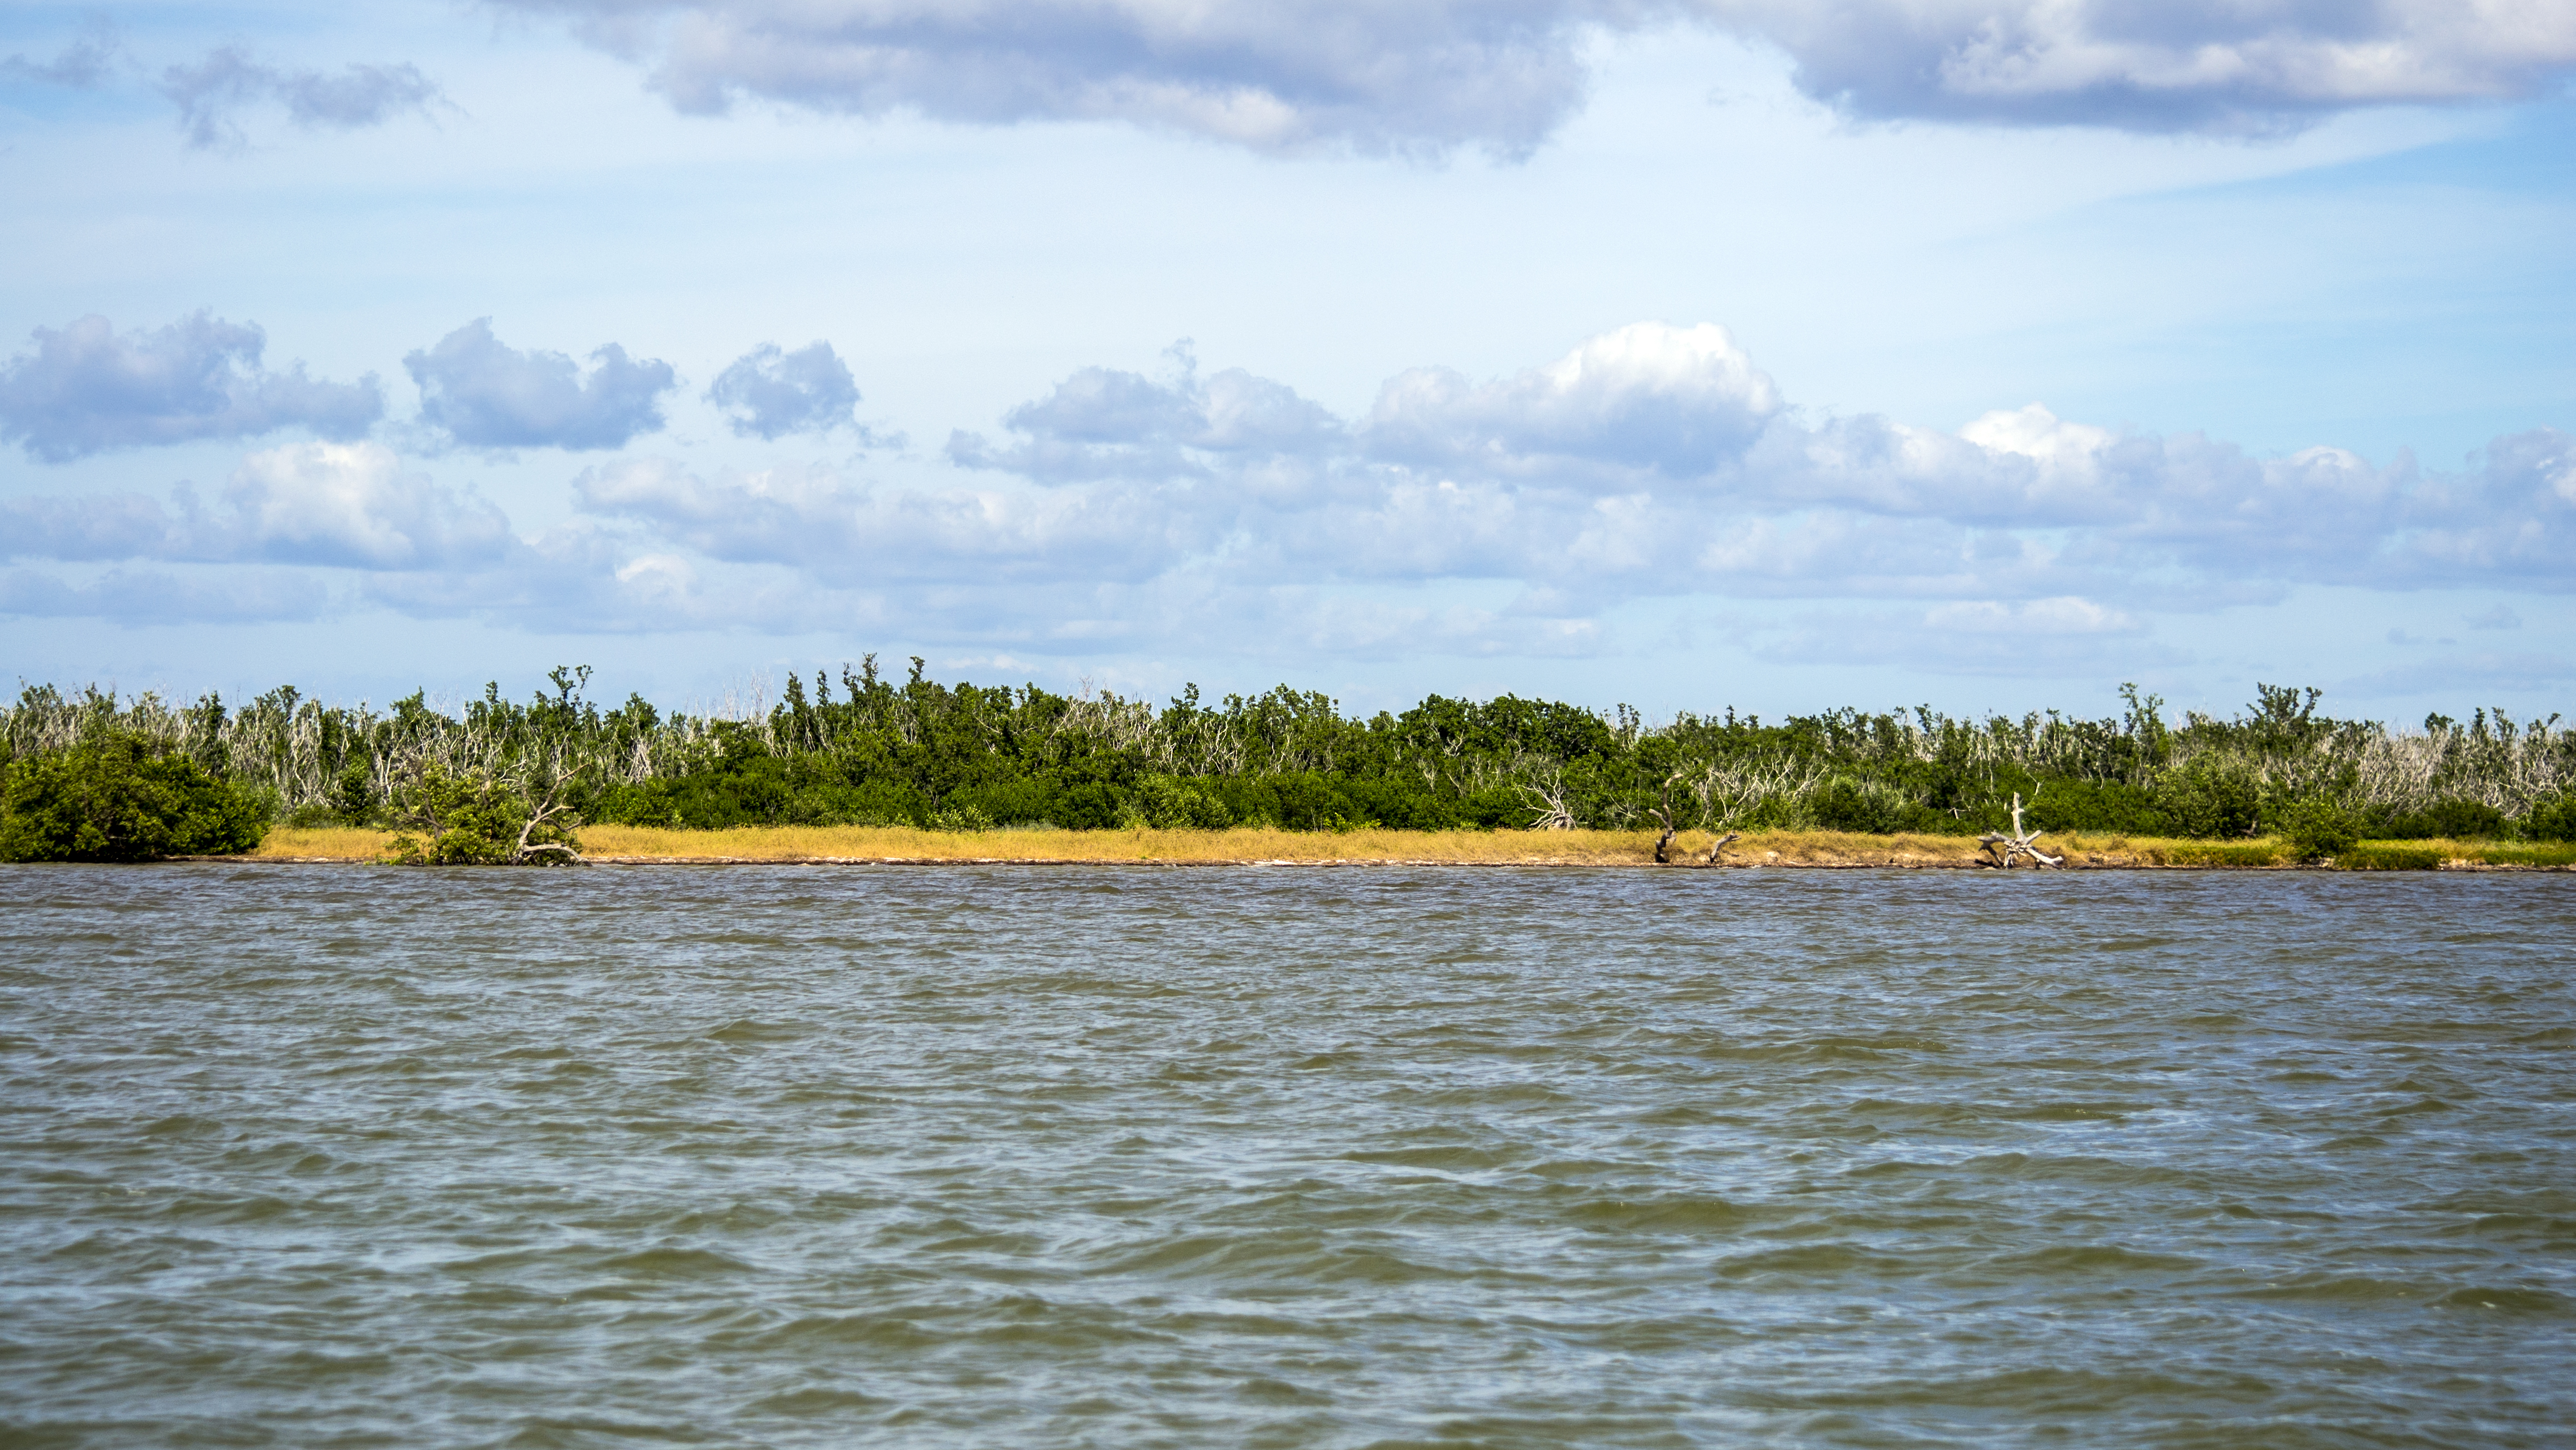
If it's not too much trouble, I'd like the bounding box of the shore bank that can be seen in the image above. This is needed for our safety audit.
[234,825,2576,869]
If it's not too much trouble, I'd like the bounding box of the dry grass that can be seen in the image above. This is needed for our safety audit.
[224,823,2576,868]
[231,823,2558,868]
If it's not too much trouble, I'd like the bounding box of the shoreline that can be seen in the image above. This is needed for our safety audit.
[183,825,2576,871]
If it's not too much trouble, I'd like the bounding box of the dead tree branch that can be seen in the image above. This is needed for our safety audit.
[1977,792,2062,868]
[512,761,584,864]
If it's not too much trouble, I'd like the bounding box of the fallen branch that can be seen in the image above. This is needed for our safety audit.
[1977,792,2062,868]
[512,761,586,865]
[1705,830,1741,864]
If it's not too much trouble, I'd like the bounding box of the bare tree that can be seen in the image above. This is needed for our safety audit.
[1517,762,1577,831]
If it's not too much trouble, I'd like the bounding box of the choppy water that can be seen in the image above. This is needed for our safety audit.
[2,865,2571,1448]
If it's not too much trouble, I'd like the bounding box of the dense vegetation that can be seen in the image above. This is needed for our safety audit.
[3,660,2570,862]
[0,731,269,862]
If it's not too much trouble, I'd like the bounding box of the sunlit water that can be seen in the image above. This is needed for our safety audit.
[2,865,2571,1448]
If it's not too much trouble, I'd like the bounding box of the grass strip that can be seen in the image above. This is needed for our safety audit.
[235,826,2572,869]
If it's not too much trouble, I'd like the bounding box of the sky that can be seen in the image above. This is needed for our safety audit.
[2,0,2572,726]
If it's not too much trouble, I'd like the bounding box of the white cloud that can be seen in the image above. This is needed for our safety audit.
[223,442,514,569]
[0,312,382,463]
[405,319,676,452]
[707,341,865,439]
[1922,595,2140,634]
[1364,321,1780,484]
[15,323,2567,662]
[0,442,511,571]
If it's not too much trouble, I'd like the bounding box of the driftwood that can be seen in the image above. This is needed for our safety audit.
[1977,792,2062,868]
[1705,830,1740,864]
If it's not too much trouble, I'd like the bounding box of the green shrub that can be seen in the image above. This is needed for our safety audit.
[2278,799,2360,860]
[1809,777,1913,834]
[382,764,580,865]
[924,804,993,833]
[2155,758,2264,839]
[1133,774,1232,829]
[0,733,269,861]
[2379,799,2507,840]
[2522,792,2576,843]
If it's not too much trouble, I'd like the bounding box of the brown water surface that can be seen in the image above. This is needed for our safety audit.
[1,865,2570,1447]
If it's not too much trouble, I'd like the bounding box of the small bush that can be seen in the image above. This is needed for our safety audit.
[2521,792,2576,843]
[2379,799,2507,840]
[1134,774,1232,829]
[1809,777,1913,835]
[924,804,993,833]
[0,733,268,862]
[382,764,579,865]
[2278,799,2360,860]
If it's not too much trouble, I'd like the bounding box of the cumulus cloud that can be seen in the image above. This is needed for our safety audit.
[930,325,2576,618]
[0,442,513,570]
[485,0,2576,153]
[0,312,383,463]
[1365,322,1778,482]
[948,343,1343,487]
[405,319,677,451]
[159,46,446,150]
[707,341,862,439]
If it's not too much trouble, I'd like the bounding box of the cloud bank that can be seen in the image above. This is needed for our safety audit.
[488,0,2576,153]
[0,312,384,463]
[8,321,2569,676]
[1,441,511,570]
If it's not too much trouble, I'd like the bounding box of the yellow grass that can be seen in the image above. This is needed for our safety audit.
[233,824,2559,868]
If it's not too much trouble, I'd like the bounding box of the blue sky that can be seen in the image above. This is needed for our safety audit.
[3,0,2571,723]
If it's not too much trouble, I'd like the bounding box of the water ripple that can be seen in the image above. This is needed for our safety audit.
[1,865,2570,1447]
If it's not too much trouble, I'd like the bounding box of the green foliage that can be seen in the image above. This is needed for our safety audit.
[0,733,268,861]
[2521,792,2576,843]
[1808,775,1921,835]
[382,764,580,866]
[1134,774,1232,829]
[3,670,2568,845]
[2376,798,2508,840]
[924,804,993,833]
[2156,757,2265,839]
[2278,800,2360,860]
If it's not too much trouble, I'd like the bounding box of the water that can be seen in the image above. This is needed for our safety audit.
[2,865,2571,1449]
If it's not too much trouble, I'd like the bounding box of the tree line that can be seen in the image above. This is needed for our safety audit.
[3,658,2571,861]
